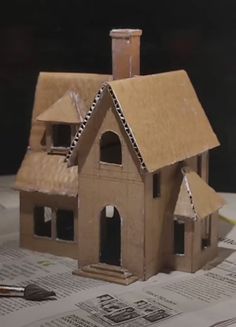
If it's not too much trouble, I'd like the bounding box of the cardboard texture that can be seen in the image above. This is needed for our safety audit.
[15,28,225,283]
[67,71,219,171]
[20,191,78,258]
[30,72,112,151]
[175,168,226,220]
[110,29,142,80]
[15,152,78,196]
[36,90,85,124]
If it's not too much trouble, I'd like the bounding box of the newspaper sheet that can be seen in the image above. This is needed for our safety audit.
[2,238,236,327]
[1,181,236,326]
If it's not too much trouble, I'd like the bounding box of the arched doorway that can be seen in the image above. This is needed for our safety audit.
[100,206,121,266]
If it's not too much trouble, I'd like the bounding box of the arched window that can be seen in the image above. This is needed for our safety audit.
[100,131,122,164]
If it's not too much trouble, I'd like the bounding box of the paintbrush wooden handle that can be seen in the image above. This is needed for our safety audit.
[0,285,25,297]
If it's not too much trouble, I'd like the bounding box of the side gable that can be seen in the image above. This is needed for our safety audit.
[107,70,219,172]
[67,70,219,173]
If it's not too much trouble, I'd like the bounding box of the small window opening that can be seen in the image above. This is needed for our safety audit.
[100,131,122,164]
[56,209,74,241]
[201,216,211,249]
[174,219,185,255]
[197,155,202,176]
[52,124,71,148]
[153,172,161,198]
[34,206,52,237]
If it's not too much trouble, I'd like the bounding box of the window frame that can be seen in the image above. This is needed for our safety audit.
[33,206,76,243]
[34,206,52,238]
[46,124,77,155]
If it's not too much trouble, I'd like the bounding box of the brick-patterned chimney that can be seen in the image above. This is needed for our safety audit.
[110,29,142,80]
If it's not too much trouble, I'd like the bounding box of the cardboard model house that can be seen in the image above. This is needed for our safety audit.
[15,29,225,284]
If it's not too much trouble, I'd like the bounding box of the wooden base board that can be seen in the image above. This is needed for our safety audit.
[73,263,138,285]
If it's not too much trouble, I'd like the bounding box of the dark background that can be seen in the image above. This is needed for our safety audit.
[0,0,235,191]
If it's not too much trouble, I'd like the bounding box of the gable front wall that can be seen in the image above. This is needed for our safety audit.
[77,94,145,278]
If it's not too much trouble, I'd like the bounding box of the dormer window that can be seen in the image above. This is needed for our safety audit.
[100,131,122,165]
[36,89,84,155]
[52,124,71,148]
[46,124,77,155]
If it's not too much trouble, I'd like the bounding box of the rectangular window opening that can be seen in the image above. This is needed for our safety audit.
[174,219,185,255]
[56,209,74,241]
[197,154,202,176]
[34,206,52,237]
[52,124,71,148]
[201,216,211,249]
[153,172,161,198]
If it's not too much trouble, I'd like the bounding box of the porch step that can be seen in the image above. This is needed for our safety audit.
[73,263,138,285]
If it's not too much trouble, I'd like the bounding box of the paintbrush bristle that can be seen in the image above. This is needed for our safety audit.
[24,284,56,301]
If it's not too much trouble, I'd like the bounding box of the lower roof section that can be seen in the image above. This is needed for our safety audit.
[174,167,225,220]
[15,151,78,197]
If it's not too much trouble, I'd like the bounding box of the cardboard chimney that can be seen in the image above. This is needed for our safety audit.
[15,28,225,285]
[110,29,142,79]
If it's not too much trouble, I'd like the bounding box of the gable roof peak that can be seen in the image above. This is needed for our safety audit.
[67,70,219,171]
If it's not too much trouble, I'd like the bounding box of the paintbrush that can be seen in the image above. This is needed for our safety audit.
[0,284,56,301]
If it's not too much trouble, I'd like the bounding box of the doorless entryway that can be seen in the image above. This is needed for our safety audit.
[100,206,121,266]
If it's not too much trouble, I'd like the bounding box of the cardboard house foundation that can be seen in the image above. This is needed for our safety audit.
[15,29,225,284]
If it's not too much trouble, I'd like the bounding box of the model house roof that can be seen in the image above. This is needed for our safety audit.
[67,70,219,172]
[30,72,112,151]
[15,152,78,197]
[36,90,86,124]
[174,168,225,220]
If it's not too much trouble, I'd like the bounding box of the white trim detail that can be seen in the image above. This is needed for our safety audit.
[183,172,198,221]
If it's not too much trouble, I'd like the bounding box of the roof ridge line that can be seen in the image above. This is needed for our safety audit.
[65,84,106,164]
[107,85,147,171]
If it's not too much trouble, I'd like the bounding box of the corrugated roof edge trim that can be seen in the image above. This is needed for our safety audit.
[182,167,198,221]
[107,85,147,171]
[65,84,106,165]
[65,83,147,171]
